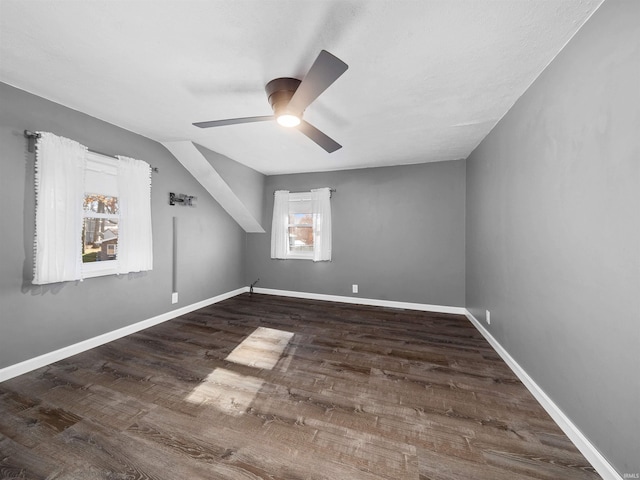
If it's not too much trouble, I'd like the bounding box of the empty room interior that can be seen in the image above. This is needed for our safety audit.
[0,1,638,479]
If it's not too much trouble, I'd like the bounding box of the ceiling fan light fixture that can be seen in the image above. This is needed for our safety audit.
[276,113,301,128]
[193,52,348,152]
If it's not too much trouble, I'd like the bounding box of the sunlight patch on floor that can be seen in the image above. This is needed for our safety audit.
[186,368,265,415]
[186,327,295,413]
[226,327,295,369]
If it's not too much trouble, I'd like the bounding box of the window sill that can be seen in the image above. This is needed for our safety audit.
[283,253,314,260]
[82,260,118,279]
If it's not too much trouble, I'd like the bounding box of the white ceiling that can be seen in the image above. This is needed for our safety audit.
[0,0,602,175]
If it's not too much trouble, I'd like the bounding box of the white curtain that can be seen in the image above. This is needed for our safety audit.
[116,156,153,273]
[311,187,332,262]
[270,190,289,259]
[33,132,87,284]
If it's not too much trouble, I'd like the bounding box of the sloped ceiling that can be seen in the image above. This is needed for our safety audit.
[0,0,602,175]
[163,141,265,233]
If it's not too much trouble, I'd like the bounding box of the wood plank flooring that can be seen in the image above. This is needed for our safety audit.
[0,293,601,479]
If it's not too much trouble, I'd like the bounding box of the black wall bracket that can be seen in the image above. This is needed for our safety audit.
[169,192,196,207]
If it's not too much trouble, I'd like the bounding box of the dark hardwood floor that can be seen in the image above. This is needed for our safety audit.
[0,293,601,479]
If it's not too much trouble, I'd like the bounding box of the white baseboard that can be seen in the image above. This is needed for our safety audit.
[0,287,248,383]
[0,286,621,479]
[464,310,622,480]
[251,287,466,315]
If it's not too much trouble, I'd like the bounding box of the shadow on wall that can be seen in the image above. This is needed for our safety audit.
[21,134,36,292]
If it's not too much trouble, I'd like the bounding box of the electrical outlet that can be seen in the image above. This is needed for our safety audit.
[172,292,179,304]
[352,284,358,294]
[486,310,491,325]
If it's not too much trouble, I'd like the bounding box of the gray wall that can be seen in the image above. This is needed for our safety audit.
[0,82,247,369]
[465,0,639,475]
[195,143,266,228]
[246,161,466,307]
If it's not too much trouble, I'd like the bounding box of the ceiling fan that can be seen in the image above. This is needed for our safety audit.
[193,50,348,153]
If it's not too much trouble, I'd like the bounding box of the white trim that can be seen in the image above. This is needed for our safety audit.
[0,287,247,383]
[464,310,622,480]
[82,259,119,279]
[0,285,620,480]
[252,287,466,315]
[284,253,314,261]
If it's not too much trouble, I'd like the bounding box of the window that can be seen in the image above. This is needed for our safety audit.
[32,132,153,285]
[287,192,314,259]
[271,188,332,261]
[82,195,119,267]
[82,152,120,278]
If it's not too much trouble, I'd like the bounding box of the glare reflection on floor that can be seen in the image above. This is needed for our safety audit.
[186,327,295,414]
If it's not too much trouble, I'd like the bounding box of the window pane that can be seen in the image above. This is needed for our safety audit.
[289,213,313,226]
[288,226,314,253]
[83,194,119,214]
[82,218,118,263]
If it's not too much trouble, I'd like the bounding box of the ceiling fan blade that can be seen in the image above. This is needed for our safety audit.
[287,50,348,114]
[298,120,342,153]
[193,115,274,128]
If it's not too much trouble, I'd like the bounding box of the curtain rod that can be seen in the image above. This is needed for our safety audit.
[274,188,336,195]
[23,130,159,173]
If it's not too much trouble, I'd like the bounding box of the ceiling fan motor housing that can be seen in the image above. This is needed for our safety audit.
[265,77,302,116]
